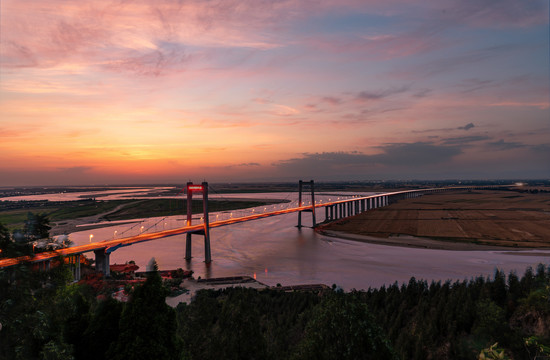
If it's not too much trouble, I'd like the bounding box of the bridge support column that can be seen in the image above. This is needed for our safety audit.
[75,255,81,281]
[185,234,192,260]
[70,254,81,281]
[203,182,211,263]
[94,249,110,277]
[185,182,212,263]
[297,180,316,228]
[44,260,51,272]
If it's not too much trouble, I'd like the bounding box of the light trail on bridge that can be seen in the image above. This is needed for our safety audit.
[0,186,495,269]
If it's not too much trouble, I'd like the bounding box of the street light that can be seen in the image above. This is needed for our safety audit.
[89,234,94,243]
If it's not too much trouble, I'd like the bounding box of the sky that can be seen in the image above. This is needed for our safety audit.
[1,0,549,186]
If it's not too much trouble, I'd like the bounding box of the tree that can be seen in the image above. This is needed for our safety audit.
[292,293,396,360]
[107,270,180,360]
[0,222,11,257]
[79,297,123,360]
[24,212,51,241]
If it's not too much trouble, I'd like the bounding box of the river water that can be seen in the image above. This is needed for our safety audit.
[54,189,550,290]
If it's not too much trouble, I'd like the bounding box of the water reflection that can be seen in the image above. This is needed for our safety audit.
[68,210,550,291]
[15,187,541,291]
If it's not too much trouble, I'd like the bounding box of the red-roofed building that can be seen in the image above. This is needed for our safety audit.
[110,262,139,274]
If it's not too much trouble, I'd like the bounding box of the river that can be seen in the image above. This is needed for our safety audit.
[57,189,550,290]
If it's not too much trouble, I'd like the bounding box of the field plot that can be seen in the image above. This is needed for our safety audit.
[323,190,550,248]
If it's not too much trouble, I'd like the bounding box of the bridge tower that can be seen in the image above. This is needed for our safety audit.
[297,180,316,228]
[185,182,212,263]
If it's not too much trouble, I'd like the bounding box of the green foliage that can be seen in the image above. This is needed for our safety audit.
[292,292,396,360]
[473,299,507,340]
[79,297,123,360]
[24,212,51,241]
[107,270,180,360]
[1,262,550,360]
[524,336,550,359]
[361,265,550,359]
[177,287,322,360]
[0,262,80,360]
[478,342,511,359]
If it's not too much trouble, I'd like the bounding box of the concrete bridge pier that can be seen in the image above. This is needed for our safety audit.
[297,180,316,228]
[38,260,51,272]
[71,254,81,281]
[94,249,110,277]
[185,234,192,260]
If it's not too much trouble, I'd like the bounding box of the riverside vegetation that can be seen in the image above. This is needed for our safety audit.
[1,256,549,359]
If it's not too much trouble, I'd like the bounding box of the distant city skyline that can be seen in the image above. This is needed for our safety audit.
[1,0,548,186]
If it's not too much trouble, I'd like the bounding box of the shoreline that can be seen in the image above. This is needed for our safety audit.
[318,229,550,254]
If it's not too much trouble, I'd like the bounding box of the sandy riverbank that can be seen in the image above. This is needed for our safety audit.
[318,229,526,251]
[319,190,550,250]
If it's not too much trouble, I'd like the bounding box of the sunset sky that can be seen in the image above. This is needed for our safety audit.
[1,0,549,186]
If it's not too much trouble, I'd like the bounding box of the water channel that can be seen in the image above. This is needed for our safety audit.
[48,188,550,290]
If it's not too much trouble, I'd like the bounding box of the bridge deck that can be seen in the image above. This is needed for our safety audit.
[0,187,484,268]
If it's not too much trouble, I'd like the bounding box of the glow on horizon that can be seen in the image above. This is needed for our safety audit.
[0,0,548,185]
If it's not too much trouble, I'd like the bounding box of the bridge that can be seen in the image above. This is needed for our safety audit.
[0,181,499,278]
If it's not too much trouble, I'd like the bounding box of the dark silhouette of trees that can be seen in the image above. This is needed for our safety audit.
[107,270,180,360]
[1,263,549,359]
[24,212,51,241]
[292,292,396,360]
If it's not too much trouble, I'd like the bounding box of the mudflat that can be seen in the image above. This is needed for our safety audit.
[319,190,550,249]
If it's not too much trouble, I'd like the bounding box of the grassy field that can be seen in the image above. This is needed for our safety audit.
[102,199,279,221]
[0,198,278,231]
[0,200,135,230]
[322,190,550,248]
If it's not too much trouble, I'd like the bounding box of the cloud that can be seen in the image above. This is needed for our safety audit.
[273,142,462,177]
[458,123,474,131]
[321,96,343,106]
[486,139,527,151]
[457,79,495,94]
[102,46,191,76]
[489,101,550,110]
[403,44,524,78]
[413,89,432,98]
[57,166,94,174]
[441,135,489,145]
[227,162,261,168]
[443,0,548,28]
[374,142,462,165]
[355,86,409,102]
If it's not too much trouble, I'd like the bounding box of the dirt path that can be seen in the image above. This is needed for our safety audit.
[51,201,144,236]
